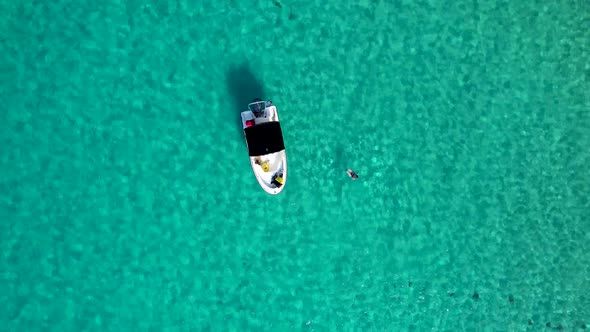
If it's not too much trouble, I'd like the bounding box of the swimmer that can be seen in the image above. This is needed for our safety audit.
[346,169,359,180]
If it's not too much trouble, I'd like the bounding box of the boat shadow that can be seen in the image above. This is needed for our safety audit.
[226,63,266,137]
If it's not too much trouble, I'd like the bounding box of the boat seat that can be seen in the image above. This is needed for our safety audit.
[255,117,269,124]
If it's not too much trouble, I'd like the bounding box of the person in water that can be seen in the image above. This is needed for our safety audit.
[347,169,359,179]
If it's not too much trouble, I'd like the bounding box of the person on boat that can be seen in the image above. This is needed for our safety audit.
[271,174,284,187]
[253,104,264,118]
[347,169,359,180]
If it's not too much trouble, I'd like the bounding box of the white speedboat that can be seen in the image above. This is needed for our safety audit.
[241,99,287,195]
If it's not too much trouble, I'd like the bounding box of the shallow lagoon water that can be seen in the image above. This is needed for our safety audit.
[1,0,589,330]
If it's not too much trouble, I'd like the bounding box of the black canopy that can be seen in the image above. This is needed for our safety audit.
[245,122,285,156]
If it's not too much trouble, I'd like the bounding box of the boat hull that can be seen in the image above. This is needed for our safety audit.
[241,100,287,194]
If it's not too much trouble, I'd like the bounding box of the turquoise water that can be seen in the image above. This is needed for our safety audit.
[1,0,589,330]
